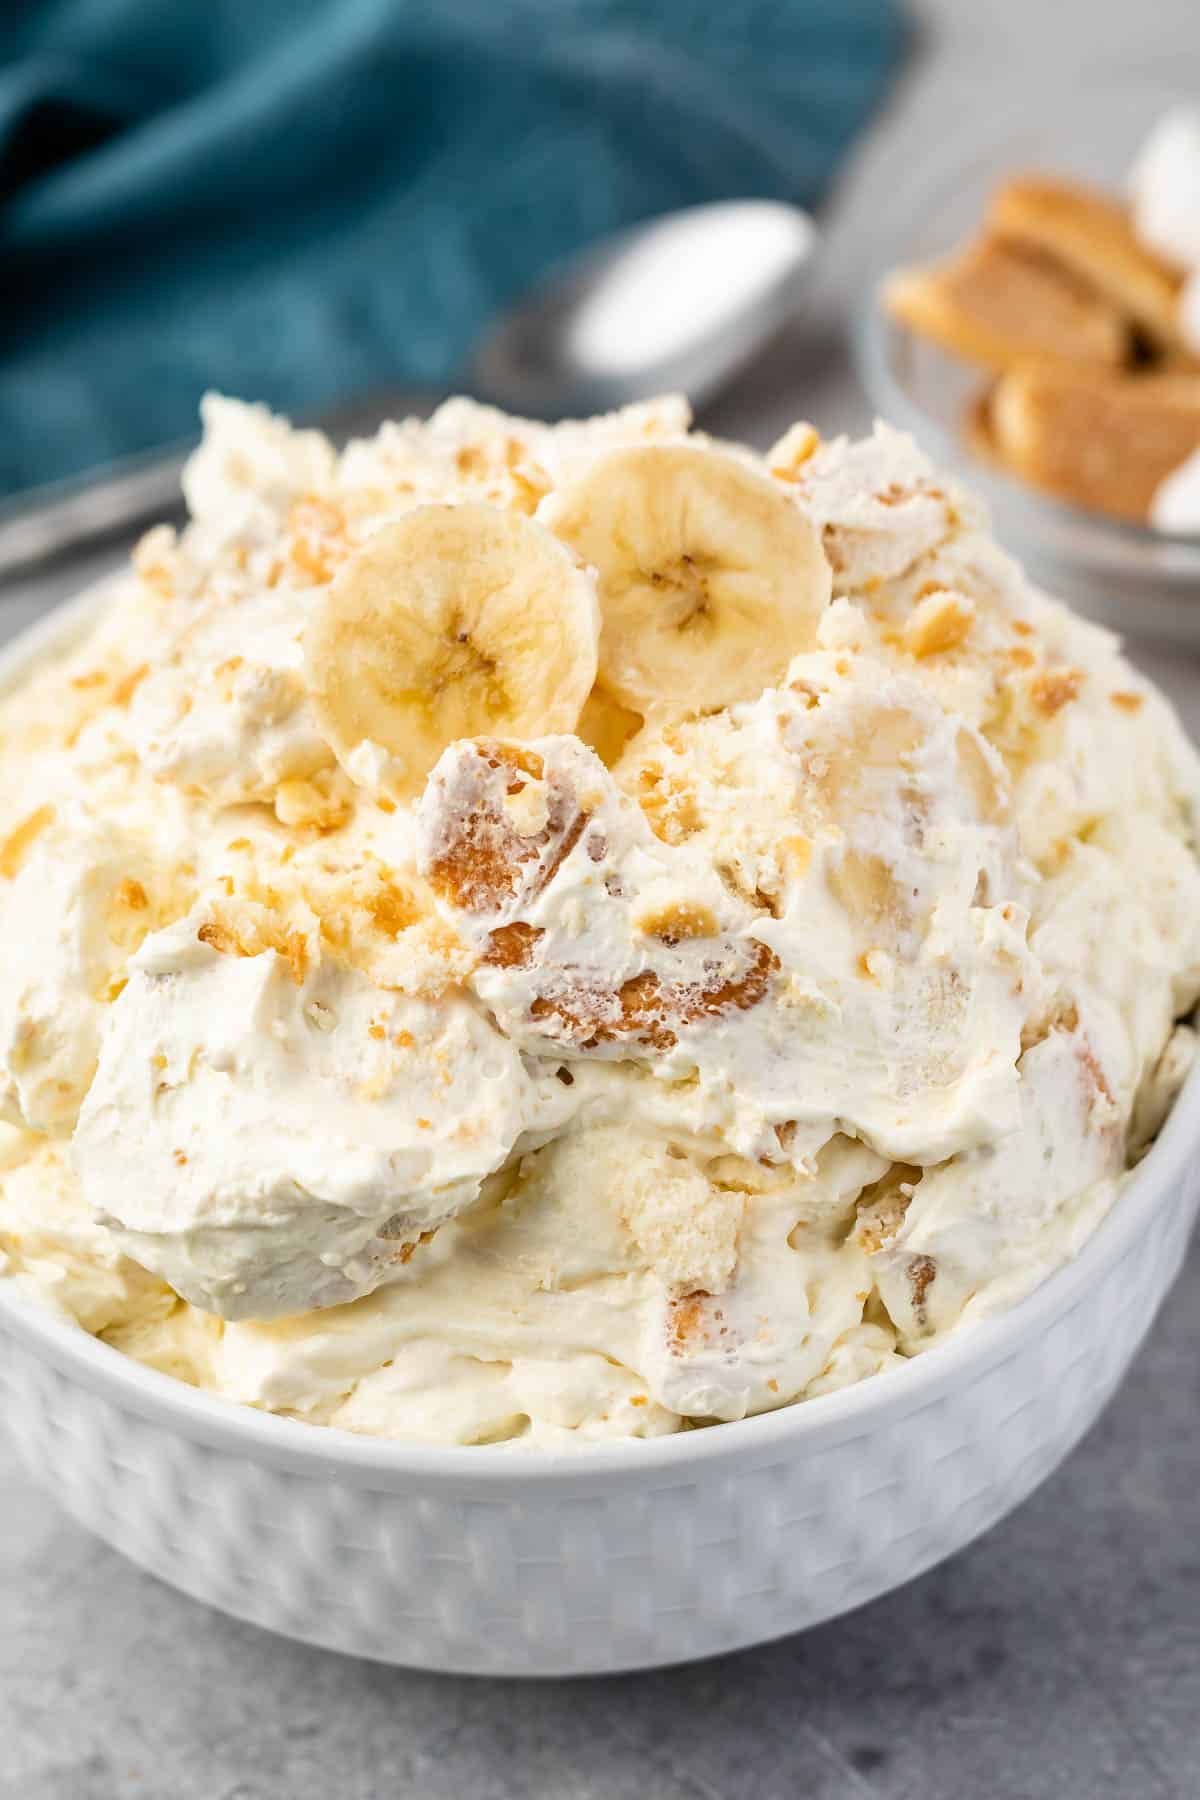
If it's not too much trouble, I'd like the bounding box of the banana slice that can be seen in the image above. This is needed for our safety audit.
[539,444,830,712]
[304,503,599,796]
[576,684,643,767]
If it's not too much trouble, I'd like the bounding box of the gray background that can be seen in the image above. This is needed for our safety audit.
[4,3,1200,1794]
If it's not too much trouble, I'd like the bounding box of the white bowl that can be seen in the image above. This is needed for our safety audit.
[2,590,1199,1676]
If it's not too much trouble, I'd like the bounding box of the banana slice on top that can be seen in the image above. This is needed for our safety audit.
[304,503,599,796]
[540,444,831,712]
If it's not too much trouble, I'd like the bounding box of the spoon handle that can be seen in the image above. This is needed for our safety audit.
[0,451,189,587]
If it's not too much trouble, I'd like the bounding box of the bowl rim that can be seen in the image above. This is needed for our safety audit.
[1,584,1198,1488]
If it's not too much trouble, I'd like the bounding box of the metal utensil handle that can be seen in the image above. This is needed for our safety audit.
[0,452,189,586]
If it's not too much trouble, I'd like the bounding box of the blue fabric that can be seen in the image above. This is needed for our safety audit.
[0,0,904,495]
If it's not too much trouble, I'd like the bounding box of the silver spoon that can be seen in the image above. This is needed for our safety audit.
[0,199,817,580]
[470,198,817,418]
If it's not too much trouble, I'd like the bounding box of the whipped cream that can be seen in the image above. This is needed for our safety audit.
[418,676,1033,1171]
[183,394,337,553]
[128,586,333,806]
[337,392,693,507]
[1130,108,1200,274]
[1151,444,1200,534]
[782,422,981,587]
[1179,271,1200,364]
[1,393,1198,1447]
[1130,110,1200,525]
[0,812,182,1135]
[73,900,564,1318]
[0,1126,174,1335]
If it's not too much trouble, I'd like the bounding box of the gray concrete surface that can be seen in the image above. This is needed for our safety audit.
[4,3,1200,1795]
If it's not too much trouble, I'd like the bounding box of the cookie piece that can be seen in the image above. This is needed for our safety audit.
[884,234,1129,374]
[985,363,1200,523]
[988,175,1185,352]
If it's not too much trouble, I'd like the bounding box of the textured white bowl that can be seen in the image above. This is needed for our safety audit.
[1,590,1198,1676]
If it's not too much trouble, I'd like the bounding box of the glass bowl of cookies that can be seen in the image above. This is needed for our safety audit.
[857,88,1200,645]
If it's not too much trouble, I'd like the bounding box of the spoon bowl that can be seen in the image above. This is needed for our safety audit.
[470,199,818,418]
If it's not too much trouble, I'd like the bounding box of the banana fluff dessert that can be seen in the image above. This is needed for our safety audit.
[2,393,1199,1448]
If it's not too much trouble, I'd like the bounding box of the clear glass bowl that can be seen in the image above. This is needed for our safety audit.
[854,87,1200,646]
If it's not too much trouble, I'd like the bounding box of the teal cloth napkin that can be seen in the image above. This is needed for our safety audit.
[0,0,904,496]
